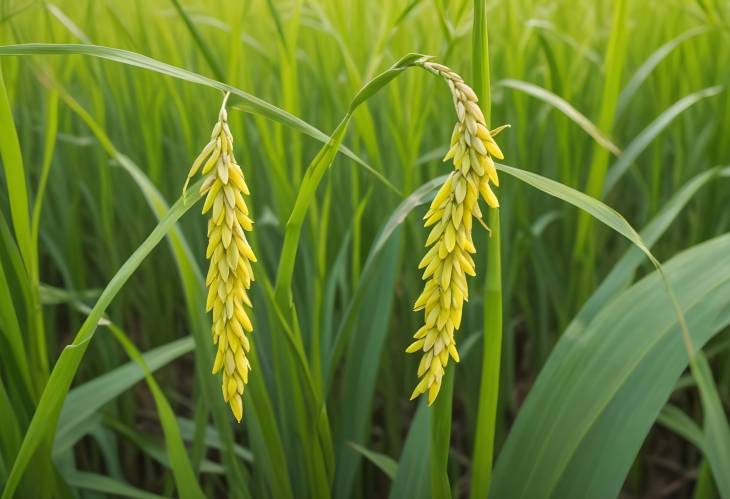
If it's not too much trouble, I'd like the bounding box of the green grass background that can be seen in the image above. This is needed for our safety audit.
[1,0,729,497]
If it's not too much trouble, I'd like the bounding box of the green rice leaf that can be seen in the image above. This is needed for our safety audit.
[105,420,223,476]
[498,79,621,156]
[53,337,194,455]
[657,404,705,452]
[491,234,730,499]
[347,442,398,479]
[0,66,34,278]
[176,418,253,463]
[691,354,730,498]
[604,86,724,195]
[496,163,658,267]
[30,88,59,254]
[569,166,730,334]
[0,376,22,475]
[104,323,205,499]
[328,175,446,379]
[0,180,204,499]
[52,289,205,497]
[168,0,224,80]
[389,402,431,499]
[0,220,32,394]
[332,229,401,497]
[65,471,167,499]
[0,43,399,195]
[348,52,426,111]
[616,27,710,116]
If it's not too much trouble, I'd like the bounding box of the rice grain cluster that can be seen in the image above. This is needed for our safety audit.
[184,93,257,422]
[407,60,506,405]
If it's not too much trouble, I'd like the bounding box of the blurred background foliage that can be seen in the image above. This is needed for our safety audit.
[1,0,729,497]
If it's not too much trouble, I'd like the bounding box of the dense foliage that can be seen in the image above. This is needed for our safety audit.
[1,0,729,497]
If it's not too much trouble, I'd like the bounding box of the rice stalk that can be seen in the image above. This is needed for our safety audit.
[184,92,257,422]
[407,60,507,405]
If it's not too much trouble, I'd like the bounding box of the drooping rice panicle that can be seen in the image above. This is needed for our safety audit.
[184,93,257,422]
[406,60,507,405]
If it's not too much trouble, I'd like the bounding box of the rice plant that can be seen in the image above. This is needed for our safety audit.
[1,0,729,498]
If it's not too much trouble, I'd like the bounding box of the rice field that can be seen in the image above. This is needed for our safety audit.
[1,0,729,497]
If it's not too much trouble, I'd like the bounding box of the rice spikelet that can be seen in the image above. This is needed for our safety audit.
[184,92,257,422]
[406,60,508,405]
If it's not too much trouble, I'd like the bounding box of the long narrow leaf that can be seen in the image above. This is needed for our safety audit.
[1,180,204,499]
[491,234,730,499]
[348,443,398,480]
[569,166,730,333]
[499,79,621,156]
[657,405,705,452]
[0,66,34,276]
[388,402,431,499]
[616,27,710,116]
[65,471,166,499]
[105,323,205,499]
[54,337,194,455]
[0,43,399,194]
[692,354,730,498]
[496,163,658,267]
[604,86,724,195]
